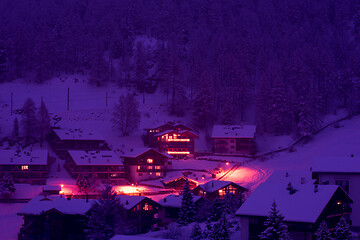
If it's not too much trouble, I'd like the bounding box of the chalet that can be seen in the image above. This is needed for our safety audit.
[162,176,198,190]
[192,180,247,201]
[0,149,49,185]
[211,125,256,155]
[236,171,353,240]
[122,148,172,183]
[64,150,127,185]
[157,194,209,225]
[18,195,93,240]
[47,128,109,157]
[117,195,162,233]
[145,123,197,158]
[312,156,360,231]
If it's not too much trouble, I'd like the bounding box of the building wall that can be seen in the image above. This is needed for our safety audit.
[240,217,249,240]
[213,138,255,155]
[317,173,360,227]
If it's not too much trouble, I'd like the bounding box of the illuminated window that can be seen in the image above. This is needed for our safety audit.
[219,189,226,198]
[147,166,153,170]
[150,172,153,175]
[155,166,161,170]
[143,203,153,211]
[137,166,140,170]
[21,165,29,171]
[156,172,161,176]
[147,159,153,163]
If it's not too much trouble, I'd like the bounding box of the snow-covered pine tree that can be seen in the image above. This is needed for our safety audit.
[314,221,332,240]
[178,179,196,225]
[21,98,38,143]
[190,222,203,240]
[296,95,318,137]
[134,41,149,104]
[0,173,16,195]
[86,185,125,240]
[259,201,291,240]
[333,216,352,240]
[209,198,223,222]
[89,41,109,87]
[223,192,243,216]
[0,39,8,82]
[76,175,96,194]
[112,94,140,136]
[209,213,230,240]
[221,97,234,125]
[38,98,51,147]
[203,220,212,238]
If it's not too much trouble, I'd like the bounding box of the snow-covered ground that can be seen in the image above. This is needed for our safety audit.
[0,78,359,239]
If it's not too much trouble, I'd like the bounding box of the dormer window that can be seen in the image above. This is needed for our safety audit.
[21,165,29,171]
[147,159,153,164]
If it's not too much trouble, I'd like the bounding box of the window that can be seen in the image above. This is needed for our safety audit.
[230,140,235,143]
[218,189,226,198]
[147,159,153,163]
[156,172,161,176]
[21,165,29,171]
[143,203,153,211]
[137,166,140,170]
[147,166,153,170]
[335,180,349,193]
[155,166,161,170]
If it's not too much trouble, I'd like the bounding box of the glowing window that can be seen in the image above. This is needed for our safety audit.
[147,159,153,163]
[137,166,140,170]
[155,166,161,170]
[143,203,153,211]
[156,172,161,176]
[21,165,29,171]
[147,166,153,170]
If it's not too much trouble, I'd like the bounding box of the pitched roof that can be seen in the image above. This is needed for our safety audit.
[158,194,203,208]
[196,180,246,193]
[312,156,360,173]
[52,128,105,141]
[212,125,256,138]
[154,129,198,137]
[117,195,160,210]
[0,150,48,165]
[122,147,173,159]
[236,171,351,223]
[67,150,123,166]
[18,195,94,215]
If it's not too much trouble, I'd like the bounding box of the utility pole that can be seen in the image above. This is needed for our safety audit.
[10,92,13,116]
[67,88,70,111]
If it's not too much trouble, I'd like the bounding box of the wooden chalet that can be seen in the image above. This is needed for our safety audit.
[145,123,197,158]
[118,195,162,233]
[236,171,353,240]
[162,176,198,190]
[192,180,247,201]
[18,196,93,240]
[157,194,210,225]
[64,150,127,185]
[212,125,256,155]
[48,128,109,157]
[122,148,172,183]
[0,149,49,185]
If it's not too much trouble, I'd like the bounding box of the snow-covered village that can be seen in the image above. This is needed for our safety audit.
[1,1,360,240]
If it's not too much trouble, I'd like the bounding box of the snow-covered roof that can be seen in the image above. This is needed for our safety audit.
[43,185,61,191]
[117,195,159,210]
[122,147,173,159]
[312,156,360,173]
[67,150,123,166]
[53,128,106,141]
[211,125,256,138]
[236,171,350,223]
[111,235,168,240]
[158,194,203,208]
[196,180,245,193]
[154,129,198,137]
[18,195,94,215]
[0,150,48,165]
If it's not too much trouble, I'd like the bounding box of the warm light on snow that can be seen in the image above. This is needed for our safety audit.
[114,185,148,195]
[167,151,190,154]
[166,139,190,142]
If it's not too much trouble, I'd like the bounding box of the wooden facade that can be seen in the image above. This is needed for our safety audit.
[48,128,109,157]
[64,151,126,185]
[0,150,49,185]
[162,176,198,190]
[192,180,247,201]
[123,148,172,183]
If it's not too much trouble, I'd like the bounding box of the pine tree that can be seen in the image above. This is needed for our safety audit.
[314,221,332,240]
[178,179,196,225]
[333,217,352,240]
[21,98,38,143]
[296,95,319,137]
[221,97,234,125]
[38,99,51,147]
[0,173,16,195]
[13,117,19,138]
[90,41,109,87]
[0,39,8,82]
[112,94,140,136]
[190,222,203,240]
[76,175,96,194]
[259,201,291,240]
[209,214,230,240]
[86,185,125,240]
[209,199,223,222]
[223,192,243,216]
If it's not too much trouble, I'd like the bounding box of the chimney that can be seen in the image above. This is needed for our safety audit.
[314,184,318,193]
[67,196,71,200]
[212,182,214,187]
[163,198,166,203]
[285,172,289,177]
[287,182,292,190]
[351,154,354,158]
[86,194,89,203]
[301,177,305,184]
[10,158,13,162]
[30,158,32,162]
[126,200,129,205]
